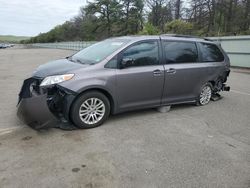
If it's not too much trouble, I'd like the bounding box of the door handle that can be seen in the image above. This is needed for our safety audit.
[166,68,176,74]
[153,69,163,76]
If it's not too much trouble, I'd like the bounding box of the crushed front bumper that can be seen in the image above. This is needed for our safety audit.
[17,94,60,129]
[17,77,76,129]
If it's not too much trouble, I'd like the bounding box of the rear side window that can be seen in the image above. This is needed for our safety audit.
[199,43,224,62]
[163,41,198,64]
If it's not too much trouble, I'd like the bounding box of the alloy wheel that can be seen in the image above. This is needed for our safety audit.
[79,98,105,125]
[199,85,212,105]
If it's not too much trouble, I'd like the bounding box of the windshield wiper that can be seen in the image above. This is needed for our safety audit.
[66,56,74,62]
[76,59,84,64]
[68,56,96,65]
[66,57,83,64]
[75,58,93,65]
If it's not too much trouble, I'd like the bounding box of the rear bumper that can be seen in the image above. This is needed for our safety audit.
[222,70,230,91]
[17,77,76,129]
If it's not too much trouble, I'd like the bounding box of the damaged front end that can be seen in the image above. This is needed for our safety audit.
[17,77,76,129]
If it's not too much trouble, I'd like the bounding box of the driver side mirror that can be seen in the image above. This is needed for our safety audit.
[121,57,134,69]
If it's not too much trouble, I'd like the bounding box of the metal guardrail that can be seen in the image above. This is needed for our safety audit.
[209,36,250,68]
[30,36,250,68]
[30,41,96,51]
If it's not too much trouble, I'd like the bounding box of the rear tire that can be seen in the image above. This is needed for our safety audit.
[197,83,213,106]
[70,91,110,129]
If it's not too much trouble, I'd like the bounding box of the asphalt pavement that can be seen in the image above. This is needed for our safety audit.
[0,48,249,188]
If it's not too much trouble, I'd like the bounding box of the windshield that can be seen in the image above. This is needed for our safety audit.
[71,39,130,64]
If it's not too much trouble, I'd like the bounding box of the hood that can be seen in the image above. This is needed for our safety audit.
[32,59,88,78]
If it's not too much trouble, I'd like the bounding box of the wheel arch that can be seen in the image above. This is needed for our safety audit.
[208,80,215,87]
[70,87,116,115]
[208,76,224,92]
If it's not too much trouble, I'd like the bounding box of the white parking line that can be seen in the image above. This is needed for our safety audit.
[0,127,20,136]
[231,89,250,96]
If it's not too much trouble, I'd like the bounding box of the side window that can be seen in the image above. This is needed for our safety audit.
[163,41,198,64]
[105,56,118,69]
[121,41,159,67]
[199,43,224,62]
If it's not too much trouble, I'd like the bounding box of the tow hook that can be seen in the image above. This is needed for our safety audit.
[222,84,230,91]
[211,93,222,101]
[211,84,230,101]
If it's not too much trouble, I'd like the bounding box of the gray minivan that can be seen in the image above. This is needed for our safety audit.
[17,35,230,129]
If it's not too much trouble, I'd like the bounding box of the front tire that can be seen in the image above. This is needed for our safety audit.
[70,91,110,129]
[197,83,212,106]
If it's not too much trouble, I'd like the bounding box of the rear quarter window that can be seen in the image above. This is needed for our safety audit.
[199,43,224,62]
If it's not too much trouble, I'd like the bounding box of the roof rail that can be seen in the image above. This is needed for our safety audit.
[203,37,213,41]
[161,34,213,41]
[161,34,198,38]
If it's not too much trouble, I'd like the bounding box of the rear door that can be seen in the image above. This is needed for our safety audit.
[161,40,210,104]
[115,40,165,111]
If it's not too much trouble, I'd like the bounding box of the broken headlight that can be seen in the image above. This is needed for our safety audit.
[40,74,74,86]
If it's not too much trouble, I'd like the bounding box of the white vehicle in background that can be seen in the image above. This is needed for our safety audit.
[0,43,7,49]
[0,43,15,49]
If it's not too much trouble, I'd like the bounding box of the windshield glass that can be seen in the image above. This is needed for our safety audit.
[71,39,130,64]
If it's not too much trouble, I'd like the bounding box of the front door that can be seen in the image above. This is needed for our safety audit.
[115,40,165,112]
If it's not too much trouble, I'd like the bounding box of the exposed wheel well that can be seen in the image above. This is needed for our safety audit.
[208,76,224,92]
[209,80,215,87]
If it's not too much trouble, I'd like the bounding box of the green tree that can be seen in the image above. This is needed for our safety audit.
[165,20,193,35]
[139,22,160,35]
[85,0,121,37]
[121,0,144,35]
[23,0,250,44]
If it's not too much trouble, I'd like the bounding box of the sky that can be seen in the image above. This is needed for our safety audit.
[0,0,86,36]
